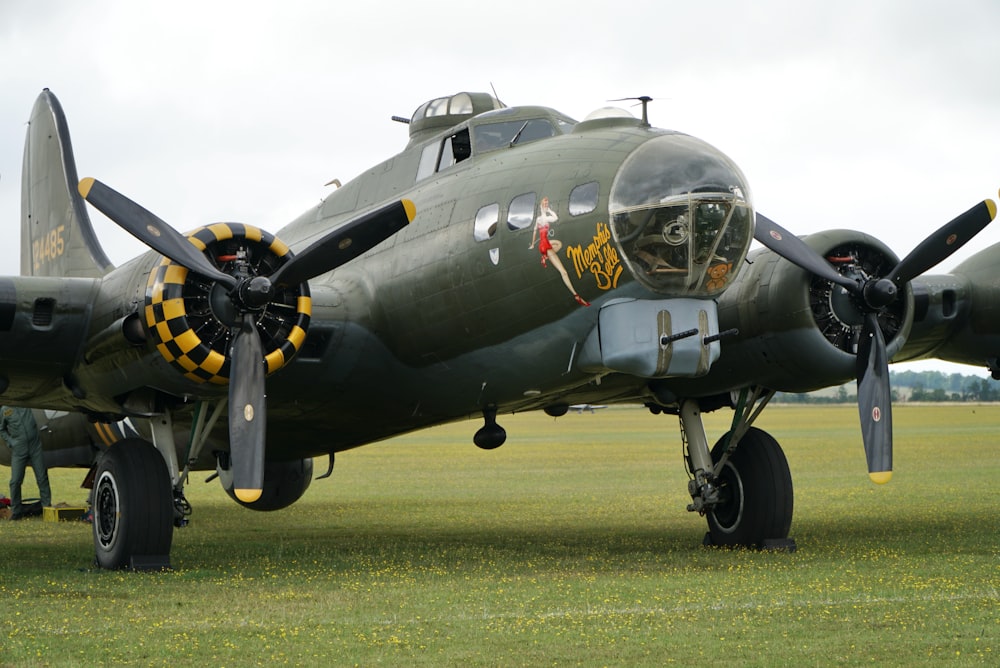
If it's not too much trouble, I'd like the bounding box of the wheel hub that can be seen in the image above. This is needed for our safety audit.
[94,471,121,549]
[708,461,744,533]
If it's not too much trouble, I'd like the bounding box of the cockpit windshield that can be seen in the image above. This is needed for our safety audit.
[610,134,754,297]
[472,117,573,153]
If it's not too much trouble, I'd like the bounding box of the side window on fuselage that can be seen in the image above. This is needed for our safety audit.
[507,193,536,231]
[473,203,499,241]
[569,181,599,215]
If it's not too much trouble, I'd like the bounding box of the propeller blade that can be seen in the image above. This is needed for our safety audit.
[856,312,892,484]
[270,199,415,287]
[228,314,267,503]
[78,177,237,289]
[754,213,857,290]
[888,199,996,287]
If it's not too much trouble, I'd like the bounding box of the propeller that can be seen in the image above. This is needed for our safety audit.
[754,197,997,483]
[79,177,415,500]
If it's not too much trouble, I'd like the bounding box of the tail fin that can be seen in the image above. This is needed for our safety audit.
[21,89,112,278]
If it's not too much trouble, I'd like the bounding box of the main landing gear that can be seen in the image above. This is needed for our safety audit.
[90,400,318,570]
[91,401,226,570]
[670,389,795,550]
[92,439,174,570]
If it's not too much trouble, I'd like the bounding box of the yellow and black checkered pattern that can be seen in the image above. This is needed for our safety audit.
[143,223,312,385]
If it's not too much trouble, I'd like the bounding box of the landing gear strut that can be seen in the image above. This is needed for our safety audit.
[150,401,225,527]
[679,390,795,549]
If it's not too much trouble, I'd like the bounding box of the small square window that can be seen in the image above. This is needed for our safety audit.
[507,193,536,230]
[569,181,599,215]
[474,203,500,241]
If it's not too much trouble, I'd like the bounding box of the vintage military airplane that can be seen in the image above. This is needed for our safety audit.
[1,89,997,569]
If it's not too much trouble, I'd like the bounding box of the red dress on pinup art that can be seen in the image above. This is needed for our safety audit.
[535,206,557,266]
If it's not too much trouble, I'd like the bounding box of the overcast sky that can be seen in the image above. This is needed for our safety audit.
[1,0,997,377]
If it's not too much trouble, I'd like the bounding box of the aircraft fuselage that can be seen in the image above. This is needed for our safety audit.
[8,96,759,458]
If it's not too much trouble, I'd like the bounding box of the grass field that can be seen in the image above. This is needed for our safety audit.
[1,404,997,666]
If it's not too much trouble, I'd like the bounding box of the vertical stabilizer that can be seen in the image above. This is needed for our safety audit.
[21,89,112,278]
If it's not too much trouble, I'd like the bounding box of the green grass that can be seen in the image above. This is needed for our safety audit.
[2,405,997,666]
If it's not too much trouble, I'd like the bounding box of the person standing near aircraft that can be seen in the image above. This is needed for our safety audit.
[1,406,51,520]
[529,197,590,306]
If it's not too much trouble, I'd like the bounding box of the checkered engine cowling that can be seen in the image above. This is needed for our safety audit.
[143,223,312,385]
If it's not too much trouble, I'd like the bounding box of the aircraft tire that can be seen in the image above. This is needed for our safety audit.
[219,457,314,511]
[706,427,793,548]
[92,439,174,570]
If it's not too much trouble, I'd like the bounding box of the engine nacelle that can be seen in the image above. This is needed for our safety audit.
[707,230,914,393]
[216,455,314,511]
[901,240,1000,370]
[144,223,311,386]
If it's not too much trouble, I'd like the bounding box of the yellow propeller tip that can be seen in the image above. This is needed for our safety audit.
[234,488,263,503]
[78,177,95,198]
[402,198,416,223]
[986,198,997,220]
[869,471,892,485]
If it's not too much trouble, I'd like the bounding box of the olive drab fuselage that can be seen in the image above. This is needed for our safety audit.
[1,90,996,464]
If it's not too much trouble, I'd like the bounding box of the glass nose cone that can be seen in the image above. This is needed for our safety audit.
[610,133,754,296]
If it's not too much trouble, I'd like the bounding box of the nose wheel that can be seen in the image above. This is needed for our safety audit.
[704,427,793,548]
[678,394,795,549]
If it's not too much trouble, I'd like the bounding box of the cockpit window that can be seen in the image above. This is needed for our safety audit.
[416,143,439,181]
[474,119,555,153]
[415,128,472,182]
[439,129,471,170]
